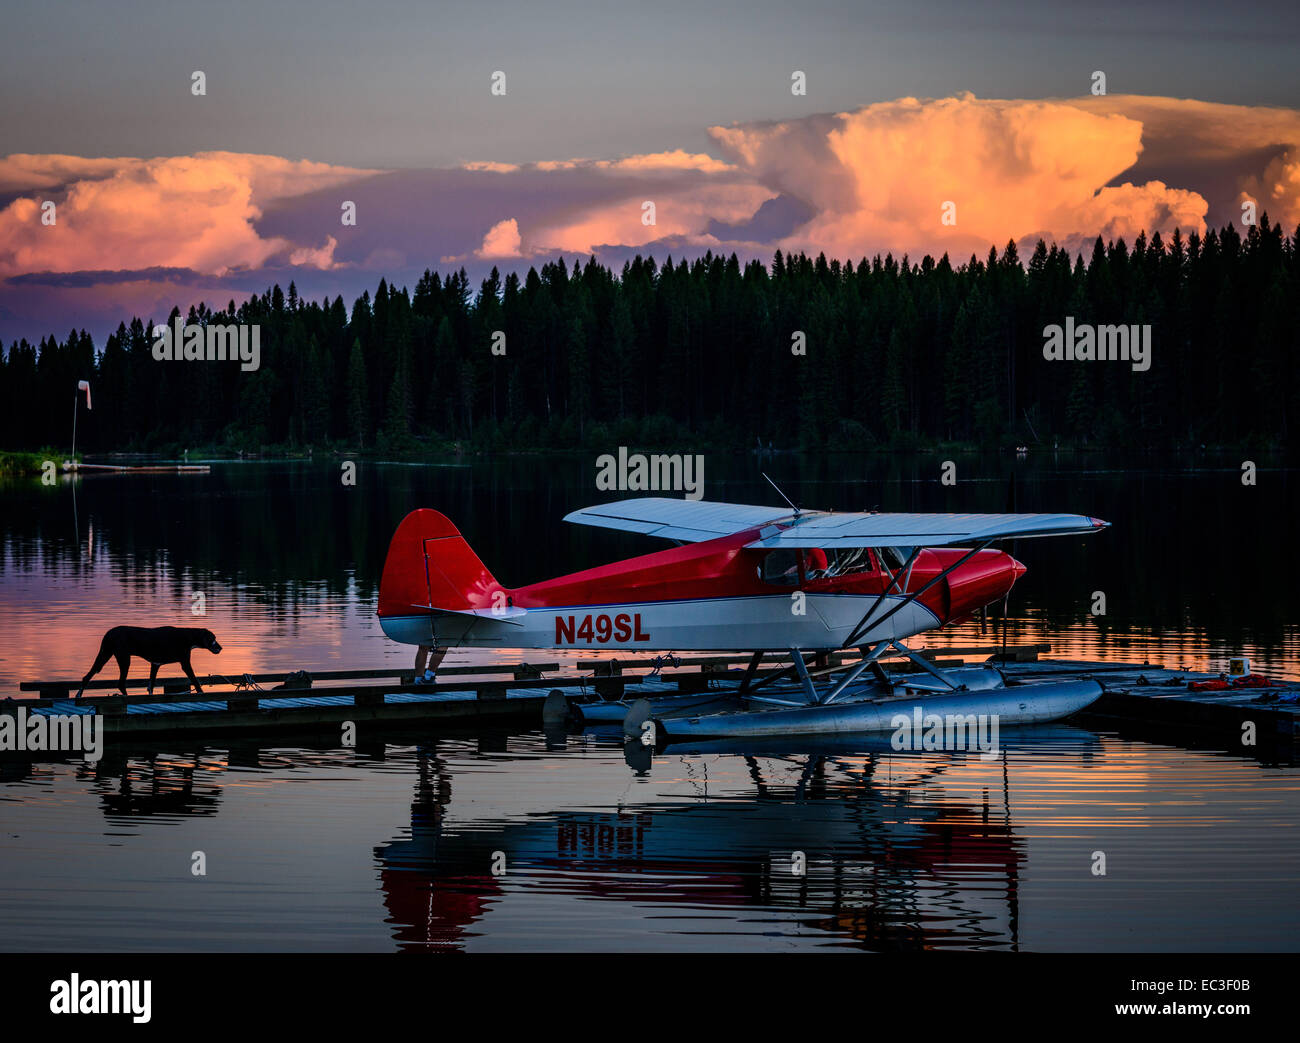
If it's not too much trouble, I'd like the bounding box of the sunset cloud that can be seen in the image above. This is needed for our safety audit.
[528,180,773,255]
[476,217,523,258]
[3,94,1299,342]
[439,152,771,260]
[708,95,1216,260]
[1064,95,1300,230]
[0,152,378,278]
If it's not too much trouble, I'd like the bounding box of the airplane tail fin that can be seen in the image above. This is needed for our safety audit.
[377,508,503,619]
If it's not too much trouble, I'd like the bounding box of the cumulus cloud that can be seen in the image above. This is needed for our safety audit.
[1064,95,1300,230]
[0,152,378,277]
[476,218,523,258]
[522,150,766,253]
[708,94,1221,261]
[525,151,731,175]
[428,152,771,261]
[289,235,341,269]
[530,181,773,255]
[4,96,1300,343]
[593,150,735,174]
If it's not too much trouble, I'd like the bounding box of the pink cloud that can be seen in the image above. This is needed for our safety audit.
[434,152,772,261]
[1064,95,1300,230]
[4,94,1300,343]
[530,181,773,254]
[708,94,1221,260]
[476,218,523,258]
[0,152,378,277]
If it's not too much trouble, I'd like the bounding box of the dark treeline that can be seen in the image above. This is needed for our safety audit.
[2,217,1297,453]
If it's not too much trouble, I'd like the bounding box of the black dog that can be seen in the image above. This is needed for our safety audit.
[76,626,222,698]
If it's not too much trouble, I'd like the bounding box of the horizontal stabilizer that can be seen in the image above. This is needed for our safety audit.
[409,603,527,626]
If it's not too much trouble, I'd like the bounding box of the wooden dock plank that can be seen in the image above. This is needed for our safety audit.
[574,644,1049,672]
[19,661,563,692]
[8,674,640,712]
[90,693,549,736]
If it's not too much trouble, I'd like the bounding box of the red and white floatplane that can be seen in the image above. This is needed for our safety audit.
[377,496,1110,742]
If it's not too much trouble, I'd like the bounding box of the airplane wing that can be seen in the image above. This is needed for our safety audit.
[745,512,1109,549]
[565,497,1108,547]
[563,497,795,542]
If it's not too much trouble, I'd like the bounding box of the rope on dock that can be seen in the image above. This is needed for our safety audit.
[221,673,265,692]
[648,654,681,677]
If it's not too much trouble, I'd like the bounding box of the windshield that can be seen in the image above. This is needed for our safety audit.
[878,546,915,572]
[813,547,876,579]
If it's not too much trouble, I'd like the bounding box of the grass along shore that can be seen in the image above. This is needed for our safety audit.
[0,449,79,476]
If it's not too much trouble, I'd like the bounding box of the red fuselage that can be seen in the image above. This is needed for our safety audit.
[377,508,1026,652]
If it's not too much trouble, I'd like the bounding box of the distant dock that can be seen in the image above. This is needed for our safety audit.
[62,461,211,474]
[5,645,1298,753]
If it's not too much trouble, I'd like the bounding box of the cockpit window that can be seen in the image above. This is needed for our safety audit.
[812,547,876,579]
[759,549,802,585]
[878,546,915,573]
[760,547,888,584]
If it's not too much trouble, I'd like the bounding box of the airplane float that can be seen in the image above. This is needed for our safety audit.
[377,493,1110,739]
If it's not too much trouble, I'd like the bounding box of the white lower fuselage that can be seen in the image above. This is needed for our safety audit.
[378,592,942,652]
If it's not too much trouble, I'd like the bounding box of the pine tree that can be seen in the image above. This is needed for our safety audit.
[301,336,330,445]
[346,338,369,447]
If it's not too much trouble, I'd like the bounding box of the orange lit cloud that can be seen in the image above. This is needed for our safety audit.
[593,150,734,174]
[708,94,1221,260]
[476,217,523,258]
[449,151,769,259]
[0,152,378,277]
[455,96,1299,265]
[1064,95,1300,230]
[529,181,773,254]
[3,94,1299,337]
[527,151,731,175]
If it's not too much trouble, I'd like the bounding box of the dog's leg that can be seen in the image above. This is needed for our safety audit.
[181,654,203,695]
[114,654,131,697]
[147,662,159,697]
[76,643,113,699]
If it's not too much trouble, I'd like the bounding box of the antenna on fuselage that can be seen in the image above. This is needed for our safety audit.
[762,473,800,516]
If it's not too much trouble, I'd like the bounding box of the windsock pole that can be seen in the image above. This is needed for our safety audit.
[71,380,91,465]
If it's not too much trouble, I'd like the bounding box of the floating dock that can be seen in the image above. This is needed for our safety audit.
[4,645,1298,754]
[62,461,211,474]
[8,662,574,737]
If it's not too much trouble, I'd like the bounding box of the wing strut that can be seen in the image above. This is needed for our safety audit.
[842,546,921,648]
[818,642,894,703]
[742,650,817,698]
[842,540,993,649]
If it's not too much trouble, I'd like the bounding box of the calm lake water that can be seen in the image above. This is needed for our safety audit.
[2,453,1298,951]
[3,729,1299,952]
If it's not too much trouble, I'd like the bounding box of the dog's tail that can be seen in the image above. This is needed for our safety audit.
[377,509,506,637]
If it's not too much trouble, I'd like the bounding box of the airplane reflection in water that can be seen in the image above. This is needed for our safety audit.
[6,729,1104,951]
[375,727,1103,952]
